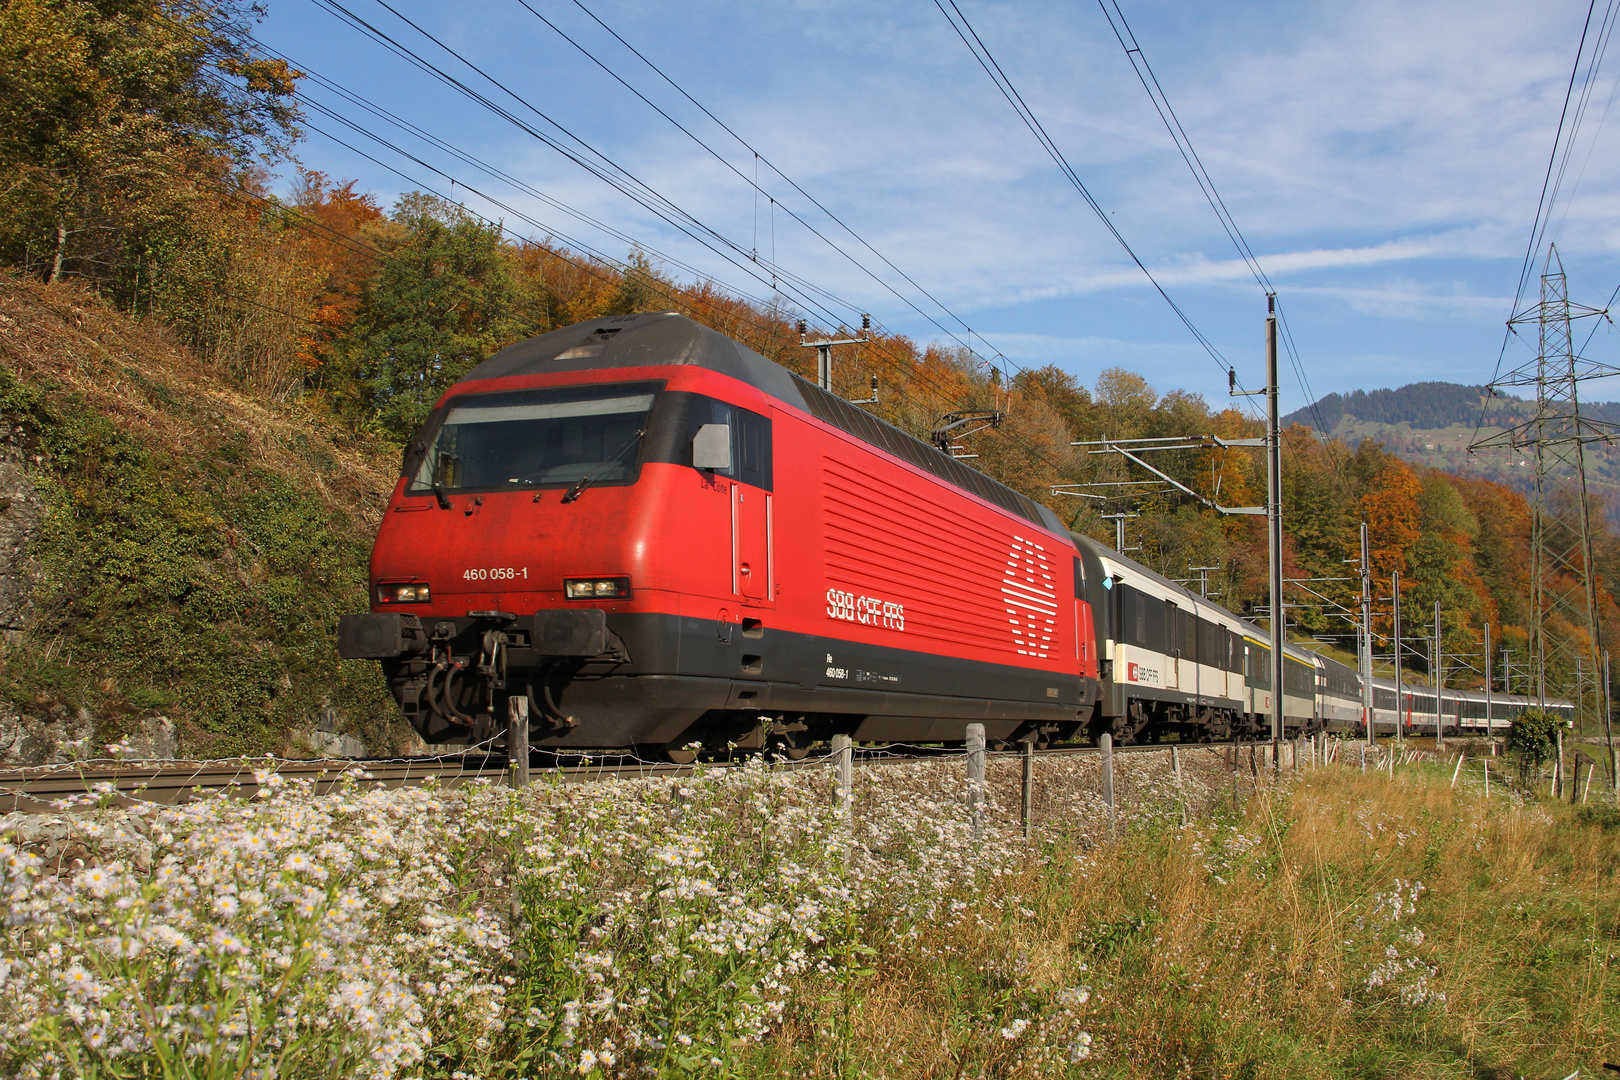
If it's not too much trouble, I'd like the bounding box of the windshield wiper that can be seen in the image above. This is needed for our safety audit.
[431,478,452,510]
[560,427,647,504]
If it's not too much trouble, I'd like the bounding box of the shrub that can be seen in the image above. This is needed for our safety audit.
[1506,707,1564,785]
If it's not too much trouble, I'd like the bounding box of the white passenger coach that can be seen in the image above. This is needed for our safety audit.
[1070,532,1570,743]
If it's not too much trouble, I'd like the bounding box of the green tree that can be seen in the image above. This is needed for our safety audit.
[334,194,535,440]
[601,248,667,316]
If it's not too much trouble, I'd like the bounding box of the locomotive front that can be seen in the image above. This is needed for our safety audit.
[337,314,777,751]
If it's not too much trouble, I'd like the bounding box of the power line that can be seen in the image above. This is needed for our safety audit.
[1475,0,1615,447]
[292,95,1076,476]
[1545,0,1620,251]
[149,0,1095,487]
[291,1,1093,481]
[538,0,1023,380]
[304,0,963,355]
[1537,0,1620,264]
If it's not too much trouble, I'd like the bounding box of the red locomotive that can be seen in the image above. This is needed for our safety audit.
[339,312,1099,759]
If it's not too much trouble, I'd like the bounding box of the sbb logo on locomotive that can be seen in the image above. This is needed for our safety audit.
[825,588,905,631]
[1127,662,1160,685]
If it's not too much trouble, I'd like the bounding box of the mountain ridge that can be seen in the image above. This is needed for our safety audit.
[1282,382,1620,433]
[1284,380,1620,522]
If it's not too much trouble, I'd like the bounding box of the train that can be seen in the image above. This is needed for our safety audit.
[337,313,1571,758]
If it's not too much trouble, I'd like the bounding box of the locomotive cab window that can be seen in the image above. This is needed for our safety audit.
[406,382,661,494]
[644,392,773,490]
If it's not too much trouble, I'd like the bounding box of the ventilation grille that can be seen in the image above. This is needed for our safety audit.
[791,375,1048,529]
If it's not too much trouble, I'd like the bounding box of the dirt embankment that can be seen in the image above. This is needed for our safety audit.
[0,275,408,763]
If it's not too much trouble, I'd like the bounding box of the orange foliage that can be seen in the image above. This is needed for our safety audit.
[1361,458,1421,578]
[289,169,385,372]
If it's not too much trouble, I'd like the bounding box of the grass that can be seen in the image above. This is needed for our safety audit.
[0,275,404,760]
[758,754,1620,1080]
[4,748,1617,1078]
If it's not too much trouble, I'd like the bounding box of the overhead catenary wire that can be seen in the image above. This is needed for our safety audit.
[299,0,1005,380]
[934,0,1262,425]
[317,0,1046,408]
[289,94,1081,479]
[300,0,843,318]
[932,0,1289,535]
[182,0,1233,522]
[1090,0,1330,440]
[138,0,1097,492]
[286,1,1090,478]
[532,0,1023,381]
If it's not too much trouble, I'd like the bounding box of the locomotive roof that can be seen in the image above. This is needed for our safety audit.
[459,313,1066,534]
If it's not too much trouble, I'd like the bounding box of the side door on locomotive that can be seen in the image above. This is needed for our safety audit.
[694,400,776,610]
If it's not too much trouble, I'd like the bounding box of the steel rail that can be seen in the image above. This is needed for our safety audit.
[0,739,1277,815]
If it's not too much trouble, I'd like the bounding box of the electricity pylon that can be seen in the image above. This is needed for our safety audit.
[1470,245,1616,717]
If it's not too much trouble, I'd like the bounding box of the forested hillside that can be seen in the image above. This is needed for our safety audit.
[0,0,1611,759]
[1283,381,1620,532]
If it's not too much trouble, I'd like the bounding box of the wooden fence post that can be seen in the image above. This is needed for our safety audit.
[506,695,530,789]
[966,724,986,839]
[1171,744,1185,826]
[1483,756,1490,798]
[1554,728,1565,799]
[832,734,853,819]
[1021,738,1035,839]
[1100,732,1116,840]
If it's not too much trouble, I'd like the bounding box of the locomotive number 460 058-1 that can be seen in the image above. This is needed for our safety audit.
[461,567,529,581]
[826,587,905,631]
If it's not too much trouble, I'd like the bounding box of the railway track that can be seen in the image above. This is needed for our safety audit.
[0,740,1235,814]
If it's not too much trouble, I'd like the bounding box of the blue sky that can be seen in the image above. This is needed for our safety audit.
[257,0,1620,414]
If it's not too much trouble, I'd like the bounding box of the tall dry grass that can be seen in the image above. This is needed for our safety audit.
[757,758,1620,1080]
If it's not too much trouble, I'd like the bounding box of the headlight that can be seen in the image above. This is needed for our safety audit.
[377,582,431,604]
[564,576,631,599]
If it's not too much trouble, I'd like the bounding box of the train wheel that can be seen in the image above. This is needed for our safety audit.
[664,744,700,765]
[772,736,812,761]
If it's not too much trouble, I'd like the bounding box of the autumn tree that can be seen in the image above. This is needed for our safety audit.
[289,169,386,387]
[0,0,300,291]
